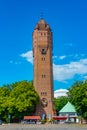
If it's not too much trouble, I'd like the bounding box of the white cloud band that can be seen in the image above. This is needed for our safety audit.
[53,59,87,81]
[21,50,87,82]
[20,50,33,64]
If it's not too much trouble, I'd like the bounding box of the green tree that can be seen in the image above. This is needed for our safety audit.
[8,80,39,120]
[54,96,69,115]
[0,87,10,122]
[68,80,87,118]
[0,80,39,122]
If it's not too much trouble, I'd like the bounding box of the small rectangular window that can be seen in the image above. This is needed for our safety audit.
[42,75,46,78]
[42,57,45,61]
[41,92,47,96]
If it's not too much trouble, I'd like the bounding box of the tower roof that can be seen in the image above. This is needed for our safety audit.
[34,19,51,31]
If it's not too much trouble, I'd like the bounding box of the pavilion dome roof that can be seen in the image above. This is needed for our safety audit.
[59,102,76,113]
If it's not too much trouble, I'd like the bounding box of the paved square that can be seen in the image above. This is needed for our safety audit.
[0,124,87,130]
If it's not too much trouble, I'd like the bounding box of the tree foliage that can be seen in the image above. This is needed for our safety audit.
[68,80,87,118]
[54,96,69,115]
[0,80,39,122]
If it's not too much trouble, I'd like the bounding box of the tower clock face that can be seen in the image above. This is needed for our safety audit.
[41,98,48,107]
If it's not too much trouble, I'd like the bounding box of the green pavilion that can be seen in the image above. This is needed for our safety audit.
[59,101,77,123]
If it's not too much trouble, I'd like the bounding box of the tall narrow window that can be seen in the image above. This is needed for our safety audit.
[42,57,45,61]
[42,74,46,78]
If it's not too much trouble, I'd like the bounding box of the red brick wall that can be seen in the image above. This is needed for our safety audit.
[33,20,54,119]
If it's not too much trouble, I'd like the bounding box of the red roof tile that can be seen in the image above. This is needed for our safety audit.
[24,116,41,120]
[53,116,67,120]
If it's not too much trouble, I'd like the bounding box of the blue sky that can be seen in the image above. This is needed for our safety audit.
[0,0,87,90]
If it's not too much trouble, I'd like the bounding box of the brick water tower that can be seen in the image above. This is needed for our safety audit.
[33,19,55,119]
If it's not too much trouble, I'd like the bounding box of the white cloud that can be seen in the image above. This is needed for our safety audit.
[53,55,66,60]
[53,59,87,81]
[54,89,69,98]
[74,54,87,59]
[9,60,21,65]
[53,56,58,59]
[20,50,33,64]
[20,50,87,82]
[59,55,66,60]
[53,54,85,61]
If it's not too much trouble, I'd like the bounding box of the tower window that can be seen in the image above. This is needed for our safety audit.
[41,49,46,54]
[42,57,45,61]
[44,33,46,36]
[41,92,47,96]
[42,75,46,78]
